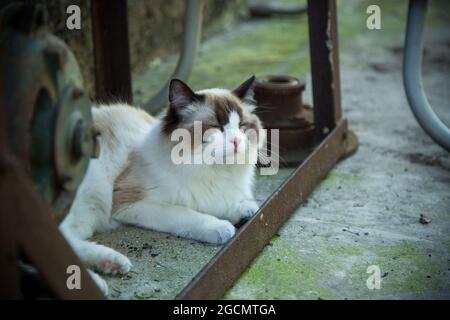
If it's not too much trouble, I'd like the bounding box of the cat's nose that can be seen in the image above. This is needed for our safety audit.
[231,137,241,150]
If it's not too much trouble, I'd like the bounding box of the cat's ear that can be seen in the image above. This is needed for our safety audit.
[232,75,256,99]
[169,79,201,109]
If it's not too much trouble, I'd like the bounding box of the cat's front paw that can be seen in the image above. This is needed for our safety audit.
[198,219,236,245]
[92,248,132,275]
[238,199,259,220]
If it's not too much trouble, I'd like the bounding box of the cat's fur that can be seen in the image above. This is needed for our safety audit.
[59,76,265,294]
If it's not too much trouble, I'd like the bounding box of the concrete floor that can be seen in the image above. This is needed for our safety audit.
[93,0,450,299]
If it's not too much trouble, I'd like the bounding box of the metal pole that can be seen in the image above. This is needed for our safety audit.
[403,0,450,151]
[91,0,132,104]
[143,0,205,113]
[307,0,342,139]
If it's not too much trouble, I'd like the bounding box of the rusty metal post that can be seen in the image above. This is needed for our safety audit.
[2,161,105,299]
[91,0,132,103]
[307,0,342,138]
[0,102,22,299]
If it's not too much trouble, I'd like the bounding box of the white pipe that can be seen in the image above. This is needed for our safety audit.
[143,0,205,113]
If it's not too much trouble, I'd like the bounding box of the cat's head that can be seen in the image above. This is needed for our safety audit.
[162,76,265,165]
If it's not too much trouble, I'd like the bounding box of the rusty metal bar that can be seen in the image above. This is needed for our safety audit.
[0,158,104,299]
[0,108,22,298]
[91,0,132,103]
[0,178,22,299]
[177,120,348,299]
[0,93,104,299]
[307,0,342,138]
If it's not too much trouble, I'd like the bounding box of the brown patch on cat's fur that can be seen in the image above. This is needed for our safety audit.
[112,152,144,214]
[161,90,263,145]
[161,104,182,135]
[206,94,243,126]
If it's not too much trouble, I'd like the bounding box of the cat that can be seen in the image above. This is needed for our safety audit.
[59,76,265,294]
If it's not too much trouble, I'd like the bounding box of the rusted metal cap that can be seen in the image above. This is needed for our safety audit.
[254,75,305,94]
[254,75,309,129]
[253,75,315,166]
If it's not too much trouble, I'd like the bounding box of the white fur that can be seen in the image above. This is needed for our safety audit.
[60,97,260,294]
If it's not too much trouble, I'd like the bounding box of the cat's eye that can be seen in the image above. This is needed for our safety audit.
[208,125,223,132]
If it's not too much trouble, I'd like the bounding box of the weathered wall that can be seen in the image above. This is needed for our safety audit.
[37,0,247,97]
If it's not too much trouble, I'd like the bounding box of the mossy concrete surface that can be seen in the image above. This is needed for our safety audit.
[94,0,449,299]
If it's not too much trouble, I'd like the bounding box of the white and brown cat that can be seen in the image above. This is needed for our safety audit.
[60,76,265,294]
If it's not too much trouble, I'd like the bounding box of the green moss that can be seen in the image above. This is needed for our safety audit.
[344,242,450,298]
[225,238,337,300]
[326,240,448,298]
[133,11,312,107]
[227,236,450,299]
